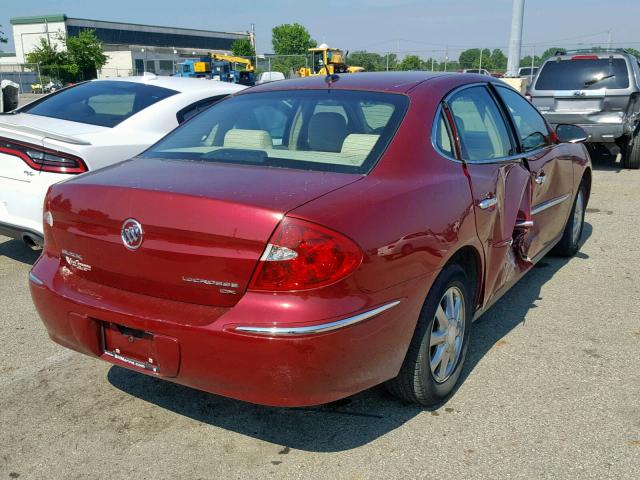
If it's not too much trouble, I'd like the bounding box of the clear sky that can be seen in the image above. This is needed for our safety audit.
[2,0,639,59]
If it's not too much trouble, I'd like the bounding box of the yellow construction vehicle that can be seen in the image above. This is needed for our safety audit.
[298,44,364,77]
[211,54,255,72]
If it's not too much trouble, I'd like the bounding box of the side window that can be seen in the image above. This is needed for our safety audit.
[448,86,514,161]
[496,86,550,152]
[313,101,348,122]
[232,103,290,146]
[359,101,394,131]
[177,95,226,124]
[435,112,454,157]
[88,93,134,116]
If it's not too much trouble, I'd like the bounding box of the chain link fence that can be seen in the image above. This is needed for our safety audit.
[0,63,42,93]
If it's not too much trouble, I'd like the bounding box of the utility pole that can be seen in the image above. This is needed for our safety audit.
[506,0,525,77]
[607,29,612,49]
[479,48,483,72]
[444,46,449,72]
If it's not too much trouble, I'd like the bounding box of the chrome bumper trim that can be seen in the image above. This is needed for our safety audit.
[532,193,571,216]
[234,300,402,336]
[28,271,44,286]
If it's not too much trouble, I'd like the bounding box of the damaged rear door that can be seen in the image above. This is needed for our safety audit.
[443,84,535,305]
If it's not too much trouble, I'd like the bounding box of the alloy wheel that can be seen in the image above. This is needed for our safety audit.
[572,189,585,245]
[429,286,465,383]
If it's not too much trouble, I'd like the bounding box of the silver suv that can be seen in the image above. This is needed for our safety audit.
[530,49,640,169]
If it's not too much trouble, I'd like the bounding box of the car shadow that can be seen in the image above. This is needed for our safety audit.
[108,223,593,453]
[0,237,40,265]
[588,146,623,172]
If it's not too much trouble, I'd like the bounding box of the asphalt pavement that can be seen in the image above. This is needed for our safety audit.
[0,152,638,479]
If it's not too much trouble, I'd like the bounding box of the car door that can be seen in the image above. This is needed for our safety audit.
[441,84,535,304]
[494,84,574,257]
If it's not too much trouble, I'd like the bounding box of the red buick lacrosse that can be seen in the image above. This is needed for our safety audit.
[30,72,591,406]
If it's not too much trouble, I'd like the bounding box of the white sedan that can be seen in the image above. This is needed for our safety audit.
[0,75,245,246]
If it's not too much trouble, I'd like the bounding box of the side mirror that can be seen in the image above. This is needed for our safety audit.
[556,124,588,144]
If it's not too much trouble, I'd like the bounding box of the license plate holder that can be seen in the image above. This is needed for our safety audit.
[102,322,159,373]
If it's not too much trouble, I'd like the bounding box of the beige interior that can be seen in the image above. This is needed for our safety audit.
[223,129,274,150]
[162,129,381,167]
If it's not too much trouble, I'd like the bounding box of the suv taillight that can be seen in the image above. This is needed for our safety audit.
[249,217,363,291]
[0,137,87,174]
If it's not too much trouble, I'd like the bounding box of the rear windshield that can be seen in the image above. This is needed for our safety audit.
[21,81,178,127]
[142,89,408,174]
[519,67,538,76]
[535,58,630,90]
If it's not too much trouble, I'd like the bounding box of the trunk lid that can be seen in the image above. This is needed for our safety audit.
[47,157,360,307]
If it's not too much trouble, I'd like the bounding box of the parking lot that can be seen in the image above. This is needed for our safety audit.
[0,151,638,479]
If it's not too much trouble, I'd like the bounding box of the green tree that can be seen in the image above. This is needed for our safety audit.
[398,55,424,71]
[26,30,107,82]
[626,48,640,59]
[520,55,541,67]
[540,47,564,61]
[489,49,507,71]
[231,38,255,57]
[271,23,316,55]
[26,38,76,81]
[66,29,108,80]
[346,51,384,71]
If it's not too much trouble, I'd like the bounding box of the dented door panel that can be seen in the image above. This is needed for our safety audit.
[464,160,534,303]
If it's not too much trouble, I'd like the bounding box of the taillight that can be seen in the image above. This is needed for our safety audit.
[0,137,87,174]
[249,217,363,291]
[525,93,533,102]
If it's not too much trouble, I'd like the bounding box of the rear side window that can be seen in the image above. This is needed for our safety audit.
[143,90,409,174]
[435,114,454,157]
[177,95,227,124]
[21,81,177,127]
[535,58,630,90]
[448,86,514,161]
[496,86,550,152]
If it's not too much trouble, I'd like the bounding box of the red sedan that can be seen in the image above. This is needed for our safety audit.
[30,73,592,407]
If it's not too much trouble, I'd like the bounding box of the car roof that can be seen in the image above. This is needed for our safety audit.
[546,51,632,61]
[90,75,246,94]
[244,71,451,94]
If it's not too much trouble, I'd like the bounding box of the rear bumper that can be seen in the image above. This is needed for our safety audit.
[0,220,43,245]
[29,254,431,406]
[542,116,626,143]
[0,171,70,239]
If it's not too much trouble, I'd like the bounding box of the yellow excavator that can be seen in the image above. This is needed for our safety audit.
[299,44,364,77]
[211,54,255,72]
[210,54,256,85]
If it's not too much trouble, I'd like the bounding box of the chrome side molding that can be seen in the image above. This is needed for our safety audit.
[532,193,571,216]
[234,300,402,336]
[28,271,44,286]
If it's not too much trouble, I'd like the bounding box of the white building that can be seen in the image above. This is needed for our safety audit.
[5,14,251,78]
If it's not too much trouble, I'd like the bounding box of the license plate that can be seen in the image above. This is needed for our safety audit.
[102,322,159,373]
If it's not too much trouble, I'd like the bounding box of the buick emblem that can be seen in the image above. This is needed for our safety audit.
[121,218,144,250]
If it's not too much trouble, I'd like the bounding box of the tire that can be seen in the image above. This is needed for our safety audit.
[386,263,472,406]
[551,182,587,257]
[622,136,640,169]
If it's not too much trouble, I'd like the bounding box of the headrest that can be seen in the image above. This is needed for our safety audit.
[223,129,273,149]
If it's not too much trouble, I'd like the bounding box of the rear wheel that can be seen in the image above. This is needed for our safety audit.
[386,263,472,406]
[622,135,640,169]
[552,182,586,257]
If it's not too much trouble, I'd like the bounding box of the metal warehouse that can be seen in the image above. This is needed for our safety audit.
[6,14,252,77]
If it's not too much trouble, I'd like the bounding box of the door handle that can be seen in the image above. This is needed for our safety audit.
[478,197,498,210]
[535,173,546,185]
